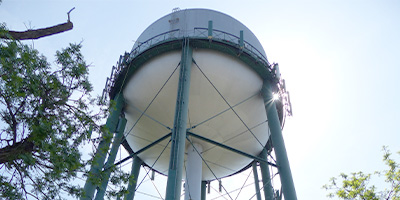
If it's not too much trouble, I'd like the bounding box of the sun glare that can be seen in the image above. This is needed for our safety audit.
[273,93,279,101]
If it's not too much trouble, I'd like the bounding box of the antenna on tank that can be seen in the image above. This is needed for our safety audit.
[172,7,180,12]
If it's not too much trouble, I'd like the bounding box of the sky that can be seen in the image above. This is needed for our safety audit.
[1,0,400,199]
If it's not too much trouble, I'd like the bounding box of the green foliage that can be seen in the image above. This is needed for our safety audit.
[0,34,105,199]
[324,147,400,200]
[105,167,131,200]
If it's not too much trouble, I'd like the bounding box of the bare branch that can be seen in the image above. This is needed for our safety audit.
[1,22,73,40]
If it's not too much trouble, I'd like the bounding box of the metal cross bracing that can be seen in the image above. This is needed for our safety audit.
[108,49,277,174]
[84,36,296,199]
[94,110,280,200]
[108,52,276,171]
[101,31,293,142]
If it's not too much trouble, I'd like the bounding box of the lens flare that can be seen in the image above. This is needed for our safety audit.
[273,93,279,101]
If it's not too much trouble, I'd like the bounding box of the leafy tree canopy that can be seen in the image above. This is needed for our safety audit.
[0,26,105,199]
[324,146,400,200]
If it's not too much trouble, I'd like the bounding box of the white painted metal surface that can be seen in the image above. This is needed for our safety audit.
[123,48,270,180]
[184,143,203,200]
[132,8,266,58]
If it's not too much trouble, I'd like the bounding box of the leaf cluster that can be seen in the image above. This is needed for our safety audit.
[323,147,400,200]
[105,166,131,200]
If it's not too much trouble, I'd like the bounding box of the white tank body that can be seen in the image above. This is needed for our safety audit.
[122,9,271,180]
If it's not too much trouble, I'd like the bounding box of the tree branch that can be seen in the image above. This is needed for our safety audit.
[0,139,34,164]
[0,92,18,144]
[1,21,73,40]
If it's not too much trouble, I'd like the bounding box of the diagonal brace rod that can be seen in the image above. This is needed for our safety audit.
[187,92,259,130]
[107,132,172,170]
[187,132,276,167]
[126,100,171,130]
[192,59,264,147]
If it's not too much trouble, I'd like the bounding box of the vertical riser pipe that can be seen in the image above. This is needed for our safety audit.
[184,143,203,200]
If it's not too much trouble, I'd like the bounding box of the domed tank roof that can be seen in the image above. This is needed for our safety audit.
[132,8,266,59]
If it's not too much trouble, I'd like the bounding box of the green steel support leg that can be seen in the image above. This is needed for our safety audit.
[262,82,297,200]
[125,155,143,200]
[252,162,262,200]
[95,117,127,200]
[201,181,207,200]
[259,149,274,200]
[165,39,193,200]
[81,93,125,200]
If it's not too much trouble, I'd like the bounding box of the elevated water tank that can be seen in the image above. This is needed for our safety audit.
[110,8,277,181]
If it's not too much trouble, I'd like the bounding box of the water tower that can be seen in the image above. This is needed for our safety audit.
[82,8,295,200]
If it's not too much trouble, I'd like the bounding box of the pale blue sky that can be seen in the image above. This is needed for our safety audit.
[1,1,400,199]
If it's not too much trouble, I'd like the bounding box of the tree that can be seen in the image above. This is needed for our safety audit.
[323,147,400,200]
[0,26,106,199]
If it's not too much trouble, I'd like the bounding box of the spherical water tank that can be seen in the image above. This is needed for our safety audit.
[111,8,276,181]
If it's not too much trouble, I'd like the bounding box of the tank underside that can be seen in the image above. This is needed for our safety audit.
[123,48,270,180]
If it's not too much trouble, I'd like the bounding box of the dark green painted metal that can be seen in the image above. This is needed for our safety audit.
[186,132,276,167]
[165,39,193,200]
[262,82,297,200]
[252,162,262,200]
[95,117,127,200]
[259,148,274,200]
[110,38,273,100]
[110,41,182,99]
[103,33,282,200]
[81,93,124,200]
[239,30,244,48]
[111,132,172,169]
[189,39,272,83]
[201,181,207,200]
[151,170,155,180]
[208,21,213,38]
[125,155,143,200]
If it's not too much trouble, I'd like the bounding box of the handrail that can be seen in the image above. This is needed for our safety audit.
[102,27,273,103]
[128,29,180,60]
[193,27,269,62]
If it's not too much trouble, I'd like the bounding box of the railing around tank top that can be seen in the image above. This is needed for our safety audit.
[102,28,273,103]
